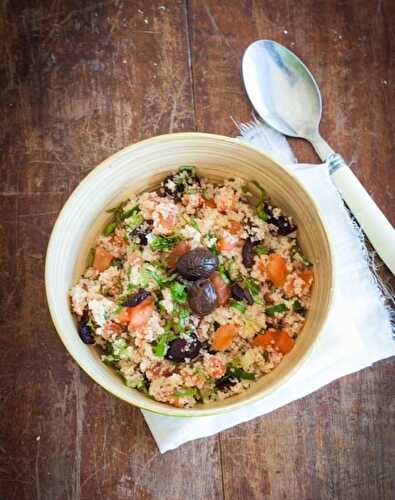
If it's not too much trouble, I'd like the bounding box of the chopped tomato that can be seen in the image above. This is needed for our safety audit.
[204,198,217,208]
[267,253,287,288]
[128,297,154,331]
[210,271,231,306]
[258,259,266,274]
[252,330,279,348]
[127,252,143,266]
[182,193,202,208]
[275,330,295,354]
[212,324,237,351]
[217,237,239,252]
[158,212,176,232]
[284,269,314,297]
[203,355,226,379]
[252,329,295,355]
[228,219,242,234]
[93,246,113,272]
[167,241,191,268]
[114,307,132,325]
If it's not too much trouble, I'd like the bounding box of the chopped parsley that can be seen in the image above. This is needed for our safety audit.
[173,307,190,333]
[102,221,117,236]
[152,332,176,358]
[150,234,180,252]
[216,365,256,388]
[292,299,307,315]
[170,281,187,304]
[254,246,270,255]
[190,218,201,233]
[243,277,260,296]
[265,303,288,316]
[111,258,124,269]
[102,339,133,365]
[206,232,218,255]
[142,263,177,287]
[175,388,198,398]
[218,263,231,284]
[230,299,247,313]
[125,211,144,230]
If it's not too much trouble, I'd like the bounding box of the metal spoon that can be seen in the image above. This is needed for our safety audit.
[242,39,395,274]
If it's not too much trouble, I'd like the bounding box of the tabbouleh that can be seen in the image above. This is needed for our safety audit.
[70,166,314,407]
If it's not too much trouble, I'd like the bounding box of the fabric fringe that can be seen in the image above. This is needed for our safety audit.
[348,215,395,337]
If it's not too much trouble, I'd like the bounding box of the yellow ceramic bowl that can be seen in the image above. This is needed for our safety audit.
[45,133,334,417]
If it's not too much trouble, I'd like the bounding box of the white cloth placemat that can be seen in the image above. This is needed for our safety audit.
[142,123,394,453]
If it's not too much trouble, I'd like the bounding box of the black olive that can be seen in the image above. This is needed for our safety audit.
[188,279,218,315]
[78,311,95,344]
[231,283,253,305]
[161,173,185,199]
[160,169,201,200]
[123,289,151,307]
[264,203,297,236]
[176,247,219,280]
[130,220,152,246]
[242,239,259,268]
[216,375,238,392]
[165,333,202,362]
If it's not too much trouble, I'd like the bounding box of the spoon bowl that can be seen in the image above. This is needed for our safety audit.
[242,40,322,141]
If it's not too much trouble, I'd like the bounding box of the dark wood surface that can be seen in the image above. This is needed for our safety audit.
[1,1,394,499]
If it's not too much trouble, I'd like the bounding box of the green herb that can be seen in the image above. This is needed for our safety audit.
[150,234,180,252]
[173,307,190,333]
[170,282,187,304]
[124,374,148,392]
[244,180,266,201]
[256,204,268,221]
[143,263,177,287]
[126,211,144,231]
[206,232,218,255]
[175,388,198,398]
[291,245,313,267]
[152,332,176,358]
[178,165,197,176]
[230,299,247,313]
[117,285,139,306]
[244,180,268,221]
[111,258,123,269]
[190,218,201,233]
[86,247,95,268]
[292,299,307,315]
[103,200,140,234]
[102,338,133,365]
[265,303,288,316]
[228,366,256,380]
[243,277,260,296]
[106,200,135,227]
[216,365,256,387]
[218,263,231,284]
[121,206,138,220]
[113,305,124,315]
[102,221,117,236]
[254,246,270,255]
[107,200,128,218]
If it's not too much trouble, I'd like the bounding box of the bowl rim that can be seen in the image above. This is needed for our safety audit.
[45,131,335,417]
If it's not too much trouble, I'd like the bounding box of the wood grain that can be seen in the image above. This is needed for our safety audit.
[0,0,394,499]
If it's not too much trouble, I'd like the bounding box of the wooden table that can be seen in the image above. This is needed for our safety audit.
[1,1,394,499]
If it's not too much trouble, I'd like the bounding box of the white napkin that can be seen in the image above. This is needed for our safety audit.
[142,122,395,453]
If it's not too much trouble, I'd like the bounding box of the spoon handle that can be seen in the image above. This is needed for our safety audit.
[311,135,395,275]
